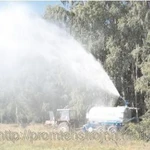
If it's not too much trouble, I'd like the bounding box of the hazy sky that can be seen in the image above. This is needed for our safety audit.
[0,1,62,15]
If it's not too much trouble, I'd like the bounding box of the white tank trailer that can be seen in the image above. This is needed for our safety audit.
[82,97,139,133]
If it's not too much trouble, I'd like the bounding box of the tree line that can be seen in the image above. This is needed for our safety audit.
[1,1,150,124]
[44,1,150,117]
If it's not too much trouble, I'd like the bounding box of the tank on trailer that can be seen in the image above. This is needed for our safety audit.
[86,106,132,124]
[83,97,139,133]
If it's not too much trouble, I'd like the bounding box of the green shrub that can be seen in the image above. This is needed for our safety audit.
[122,119,150,141]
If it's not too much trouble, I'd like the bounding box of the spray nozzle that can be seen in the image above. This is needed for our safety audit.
[119,96,129,106]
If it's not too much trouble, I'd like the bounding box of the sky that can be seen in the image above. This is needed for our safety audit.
[0,1,62,15]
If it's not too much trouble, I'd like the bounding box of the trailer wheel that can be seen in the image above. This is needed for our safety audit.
[58,122,69,132]
[108,126,117,133]
[96,126,105,133]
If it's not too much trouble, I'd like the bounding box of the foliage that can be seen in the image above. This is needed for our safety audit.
[124,119,150,141]
[1,1,150,123]
[44,1,150,118]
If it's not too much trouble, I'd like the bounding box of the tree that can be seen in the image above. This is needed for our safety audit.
[43,1,150,117]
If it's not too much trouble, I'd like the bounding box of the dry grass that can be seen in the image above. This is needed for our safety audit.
[0,124,149,150]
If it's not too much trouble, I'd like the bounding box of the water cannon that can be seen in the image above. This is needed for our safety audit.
[119,96,129,107]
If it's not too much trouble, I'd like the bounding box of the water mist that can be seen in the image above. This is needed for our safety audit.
[0,5,120,118]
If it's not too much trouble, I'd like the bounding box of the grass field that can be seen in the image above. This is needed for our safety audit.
[0,124,149,150]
